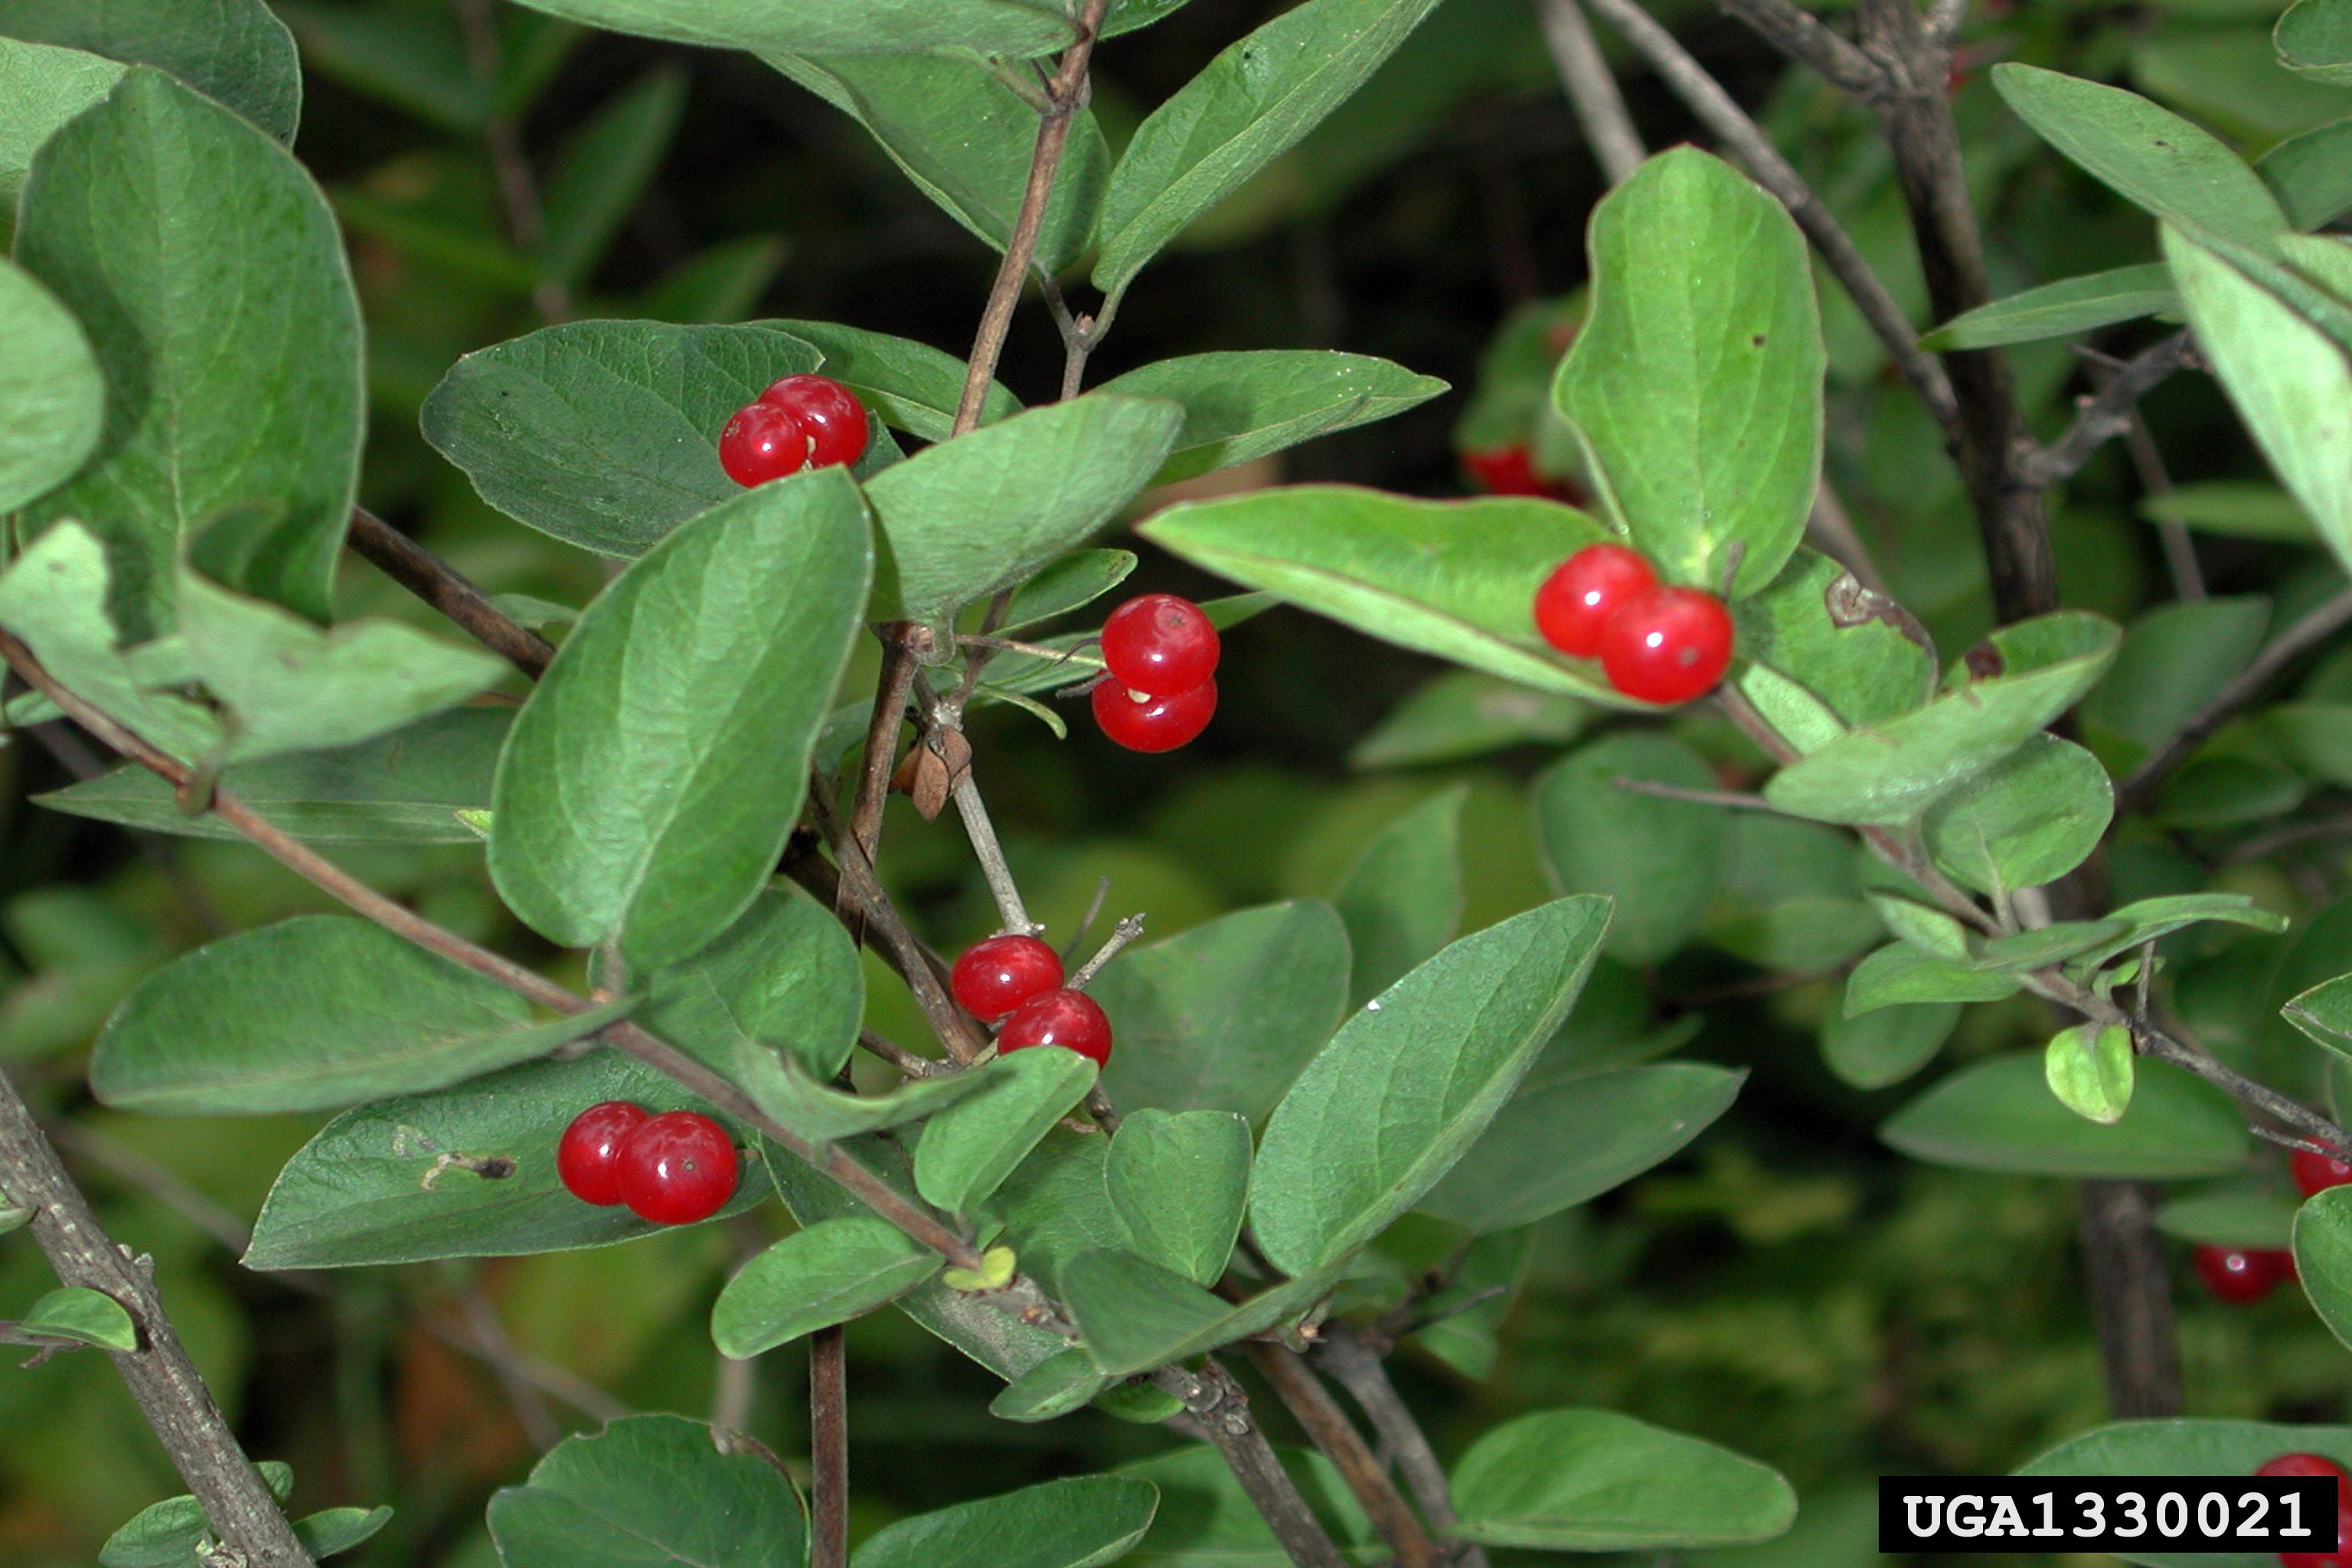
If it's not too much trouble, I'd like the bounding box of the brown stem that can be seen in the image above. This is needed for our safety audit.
[809,1325,849,1568]
[2116,585,2352,812]
[1243,1342,1439,1568]
[1718,0,1885,95]
[345,508,557,678]
[1317,1330,1488,1568]
[953,0,1113,433]
[2075,1180,2184,1418]
[0,1063,315,1566]
[2020,333,2198,488]
[454,0,572,322]
[1535,0,1647,185]
[1152,1361,1353,1568]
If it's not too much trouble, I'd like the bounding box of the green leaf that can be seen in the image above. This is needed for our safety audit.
[642,237,789,324]
[1094,0,1442,299]
[998,550,1138,634]
[539,66,685,284]
[634,888,863,1084]
[710,1216,939,1359]
[419,320,823,557]
[244,1050,768,1268]
[15,68,361,635]
[38,708,509,844]
[2045,1022,2136,1125]
[766,318,1019,441]
[2070,892,2290,970]
[2279,0,2352,86]
[2301,1184,2352,1361]
[1332,787,1464,1008]
[488,1414,808,1568]
[1250,896,1610,1276]
[850,1476,1158,1568]
[1763,612,2121,826]
[0,253,100,511]
[737,1059,996,1145]
[489,469,872,971]
[0,524,222,763]
[974,1129,1125,1297]
[0,0,300,141]
[2018,1418,2352,1568]
[1554,148,1824,596]
[2145,480,2319,542]
[2284,972,2352,1058]
[1882,1055,2249,1178]
[1730,548,1935,737]
[2260,116,2352,229]
[175,563,505,769]
[505,0,1070,56]
[1534,733,1727,964]
[866,394,1181,626]
[1919,264,2179,351]
[18,1285,136,1351]
[2087,597,2273,767]
[1095,900,1351,1125]
[2164,227,2352,575]
[1142,488,1619,699]
[766,54,1103,278]
[1844,944,2023,1014]
[1095,351,1447,485]
[1105,1109,1252,1287]
[1991,64,2289,254]
[90,916,626,1114]
[988,1348,1112,1423]
[291,1508,393,1560]
[1821,1000,1958,1091]
[915,1047,1098,1214]
[1449,1409,1797,1552]
[0,40,119,249]
[1972,920,2134,972]
[1418,1063,1744,1233]
[100,1465,295,1568]
[1870,894,1971,959]
[2158,1180,2298,1250]
[1919,734,2114,896]
[1060,1248,1247,1374]
[1349,669,1589,769]
[1119,1446,1381,1568]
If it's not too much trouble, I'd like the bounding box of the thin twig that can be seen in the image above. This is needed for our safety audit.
[1717,0,1886,96]
[857,1028,954,1080]
[810,1325,849,1568]
[1611,776,1783,812]
[1579,0,1961,439]
[1067,914,1145,990]
[1152,1361,1353,1568]
[1244,1343,1438,1568]
[1534,0,1647,185]
[2020,332,2198,488]
[1808,483,1890,596]
[2117,585,2352,812]
[1318,1330,1488,1568]
[454,0,571,322]
[345,508,557,678]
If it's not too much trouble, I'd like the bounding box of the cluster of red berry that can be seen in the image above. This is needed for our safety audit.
[2256,1452,2352,1567]
[2193,1149,2352,1305]
[718,373,871,487]
[556,1103,740,1223]
[1533,543,1733,704]
[1090,593,1220,753]
[949,934,1112,1064]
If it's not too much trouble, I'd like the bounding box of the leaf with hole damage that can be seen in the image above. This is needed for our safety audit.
[490,469,871,971]
[1554,148,1823,597]
[1250,897,1611,1276]
[488,1414,808,1568]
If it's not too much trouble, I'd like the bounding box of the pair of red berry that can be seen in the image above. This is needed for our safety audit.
[718,373,871,487]
[557,1103,740,1224]
[2258,1453,2352,1567]
[1533,543,1734,705]
[1089,593,1220,753]
[949,934,1113,1065]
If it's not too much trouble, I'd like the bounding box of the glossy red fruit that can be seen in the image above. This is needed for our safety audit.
[1465,444,1547,497]
[1534,543,1658,658]
[613,1110,739,1225]
[1092,678,1217,753]
[758,373,869,469]
[1101,593,1220,697]
[2262,1453,2352,1567]
[996,988,1113,1067]
[2196,1243,2286,1305]
[1599,585,1736,704]
[951,933,1065,1021]
[719,400,809,486]
[556,1101,650,1207]
[2296,1149,2352,1197]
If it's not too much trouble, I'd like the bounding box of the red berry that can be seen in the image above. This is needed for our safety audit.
[1465,444,1547,497]
[1092,678,1216,753]
[996,988,1113,1067]
[1533,543,1658,658]
[1599,585,1735,704]
[2196,1243,2285,1305]
[951,933,1065,1021]
[556,1101,650,1207]
[613,1110,739,1225]
[2264,1454,2352,1567]
[759,374,869,469]
[1101,593,1220,697]
[2296,1149,2352,1197]
[719,401,809,486]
